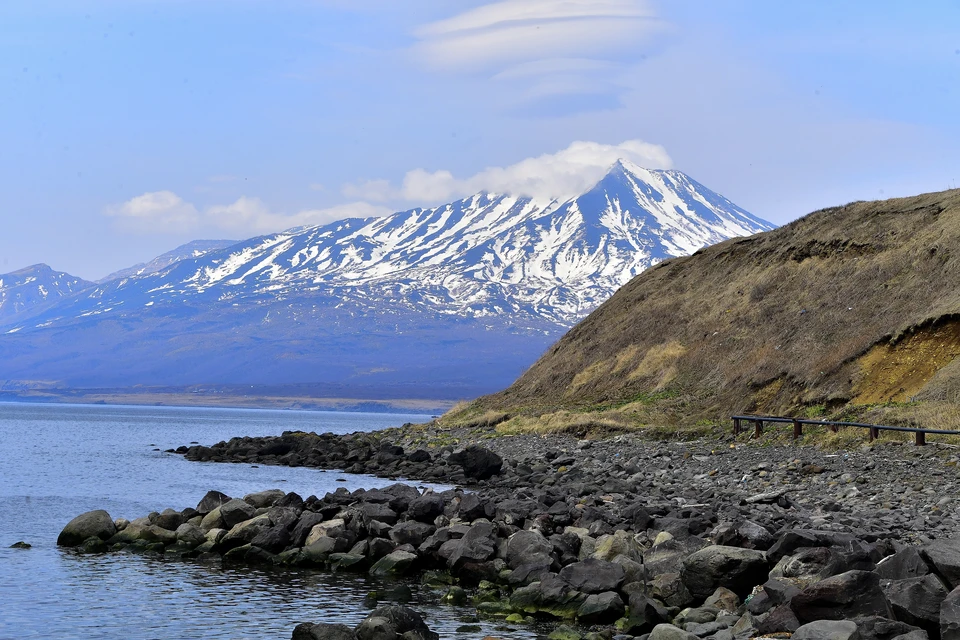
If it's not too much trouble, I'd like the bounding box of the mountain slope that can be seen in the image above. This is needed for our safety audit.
[0,264,92,323]
[98,239,237,283]
[0,161,772,396]
[6,161,773,330]
[451,188,960,432]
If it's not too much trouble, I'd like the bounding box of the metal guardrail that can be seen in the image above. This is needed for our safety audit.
[731,414,960,446]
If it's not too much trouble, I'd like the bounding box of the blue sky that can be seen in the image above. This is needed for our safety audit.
[2,1,958,280]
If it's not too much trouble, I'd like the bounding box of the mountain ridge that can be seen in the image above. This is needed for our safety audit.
[448,187,960,433]
[0,161,773,397]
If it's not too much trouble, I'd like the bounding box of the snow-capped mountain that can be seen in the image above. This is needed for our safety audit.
[10,160,772,331]
[0,161,773,393]
[97,239,237,284]
[0,264,92,323]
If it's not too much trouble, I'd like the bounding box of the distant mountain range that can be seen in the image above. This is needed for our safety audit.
[0,264,92,323]
[0,160,773,399]
[97,239,236,283]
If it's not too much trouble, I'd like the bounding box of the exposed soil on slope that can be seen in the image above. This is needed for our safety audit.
[448,188,960,431]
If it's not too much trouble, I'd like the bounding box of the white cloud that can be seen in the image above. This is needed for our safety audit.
[411,1,669,115]
[206,197,390,233]
[106,193,390,236]
[104,190,200,231]
[344,139,672,203]
[415,0,662,72]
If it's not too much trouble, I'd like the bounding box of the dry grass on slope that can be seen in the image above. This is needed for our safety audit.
[443,188,960,434]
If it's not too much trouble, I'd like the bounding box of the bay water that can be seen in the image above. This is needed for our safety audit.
[0,402,542,639]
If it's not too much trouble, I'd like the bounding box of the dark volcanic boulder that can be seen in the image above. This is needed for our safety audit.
[389,522,434,547]
[197,490,231,515]
[438,522,498,569]
[854,615,921,640]
[57,510,117,547]
[369,550,418,577]
[355,605,437,640]
[923,539,960,589]
[291,622,355,640]
[447,446,503,480]
[244,489,285,509]
[577,591,625,625]
[622,592,670,634]
[942,585,960,640]
[771,547,847,586]
[559,558,625,594]
[791,570,893,623]
[504,529,554,570]
[791,620,860,640]
[220,498,257,528]
[874,547,930,580]
[680,545,769,599]
[881,574,946,633]
[407,494,444,523]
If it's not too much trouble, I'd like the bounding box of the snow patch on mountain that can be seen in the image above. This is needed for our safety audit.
[8,161,773,333]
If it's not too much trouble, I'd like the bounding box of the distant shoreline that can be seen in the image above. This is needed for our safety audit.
[0,389,456,415]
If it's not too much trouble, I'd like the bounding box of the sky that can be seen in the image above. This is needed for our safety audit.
[2,1,958,280]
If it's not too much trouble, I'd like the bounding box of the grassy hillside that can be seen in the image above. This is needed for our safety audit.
[444,188,960,435]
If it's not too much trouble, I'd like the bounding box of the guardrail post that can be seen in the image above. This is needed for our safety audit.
[830,424,838,433]
[916,431,926,446]
[733,418,741,436]
[792,419,802,440]
[869,427,879,442]
[754,419,763,438]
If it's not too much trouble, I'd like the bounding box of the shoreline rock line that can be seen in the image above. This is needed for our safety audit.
[59,426,960,639]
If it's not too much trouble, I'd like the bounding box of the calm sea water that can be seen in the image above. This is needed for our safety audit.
[0,402,541,640]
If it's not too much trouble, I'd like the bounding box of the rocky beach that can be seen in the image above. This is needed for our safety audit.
[54,423,960,640]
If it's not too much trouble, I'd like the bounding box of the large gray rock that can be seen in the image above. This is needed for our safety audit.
[649,623,699,640]
[155,508,185,531]
[874,547,930,581]
[644,537,708,576]
[199,506,225,532]
[251,524,292,554]
[881,574,946,632]
[58,510,117,547]
[792,620,860,640]
[559,558,625,594]
[649,573,694,608]
[244,489,285,509]
[196,490,231,515]
[771,547,846,587]
[925,539,960,589]
[220,498,257,529]
[219,514,272,550]
[504,529,554,570]
[791,570,893,623]
[942,585,960,640]
[854,615,921,640]
[680,545,768,599]
[356,606,437,640]
[407,494,444,523]
[369,550,418,577]
[291,622,356,640]
[576,591,625,625]
[622,592,669,634]
[509,574,588,619]
[446,446,503,480]
[175,523,207,548]
[388,522,434,548]
[305,519,347,546]
[438,522,497,569]
[291,512,326,547]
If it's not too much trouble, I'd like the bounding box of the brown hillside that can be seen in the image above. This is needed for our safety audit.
[449,188,960,432]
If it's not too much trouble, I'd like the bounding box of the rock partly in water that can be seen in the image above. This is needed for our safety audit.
[57,510,117,547]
